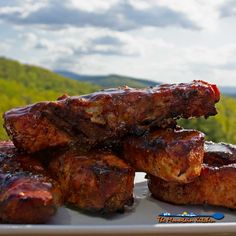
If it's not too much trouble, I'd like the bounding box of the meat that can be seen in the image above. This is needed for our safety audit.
[0,141,62,223]
[148,142,236,209]
[204,141,236,166]
[3,80,220,153]
[122,128,205,183]
[48,150,135,213]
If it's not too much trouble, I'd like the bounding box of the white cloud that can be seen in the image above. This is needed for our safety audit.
[0,41,10,52]
[20,32,38,49]
[22,27,141,57]
[14,19,236,86]
[0,1,200,31]
[49,35,236,86]
[67,0,119,12]
[0,0,236,86]
[21,32,74,56]
[0,0,48,17]
[156,0,226,30]
[220,0,236,17]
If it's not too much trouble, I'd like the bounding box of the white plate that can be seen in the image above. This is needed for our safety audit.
[0,173,236,235]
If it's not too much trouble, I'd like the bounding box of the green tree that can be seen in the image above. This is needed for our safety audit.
[179,96,236,144]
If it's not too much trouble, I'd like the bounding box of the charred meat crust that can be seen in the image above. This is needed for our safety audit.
[3,80,220,153]
[49,150,135,213]
[122,128,205,183]
[0,141,62,224]
[148,142,236,209]
[204,141,236,166]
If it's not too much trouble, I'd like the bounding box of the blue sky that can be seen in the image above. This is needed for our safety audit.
[0,0,236,86]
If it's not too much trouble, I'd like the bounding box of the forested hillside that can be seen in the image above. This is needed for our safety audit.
[0,57,99,139]
[55,70,160,88]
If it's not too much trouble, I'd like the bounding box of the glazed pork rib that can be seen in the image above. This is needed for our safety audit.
[0,141,62,223]
[4,80,220,153]
[148,142,236,209]
[204,141,236,166]
[122,128,205,183]
[48,150,135,213]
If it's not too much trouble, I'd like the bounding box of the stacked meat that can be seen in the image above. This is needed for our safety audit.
[148,142,236,209]
[2,79,234,224]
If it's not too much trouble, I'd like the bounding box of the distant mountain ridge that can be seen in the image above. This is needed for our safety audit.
[55,70,160,88]
[219,86,236,97]
[55,70,236,97]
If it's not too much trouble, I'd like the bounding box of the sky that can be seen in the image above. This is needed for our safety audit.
[0,0,236,86]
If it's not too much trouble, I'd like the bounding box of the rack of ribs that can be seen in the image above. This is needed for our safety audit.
[122,128,205,183]
[3,80,220,153]
[0,141,62,223]
[148,142,236,209]
[48,149,135,213]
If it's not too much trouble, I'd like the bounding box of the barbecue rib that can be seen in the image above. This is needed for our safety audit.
[122,128,205,183]
[0,141,62,223]
[49,150,135,213]
[204,141,236,166]
[148,142,236,209]
[3,80,220,153]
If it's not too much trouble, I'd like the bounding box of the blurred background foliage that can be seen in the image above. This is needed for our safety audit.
[0,57,235,144]
[179,96,236,144]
